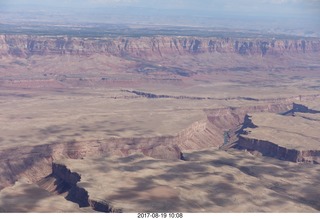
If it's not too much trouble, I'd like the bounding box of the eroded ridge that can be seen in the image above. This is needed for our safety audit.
[0,97,320,212]
[1,35,319,58]
[0,97,319,189]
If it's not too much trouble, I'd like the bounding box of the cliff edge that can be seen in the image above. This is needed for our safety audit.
[1,35,319,58]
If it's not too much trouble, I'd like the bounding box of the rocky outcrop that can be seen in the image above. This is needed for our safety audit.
[48,163,121,212]
[234,109,320,164]
[1,35,319,58]
[0,145,53,190]
[237,136,320,164]
[174,99,320,151]
[0,137,181,190]
[199,103,293,148]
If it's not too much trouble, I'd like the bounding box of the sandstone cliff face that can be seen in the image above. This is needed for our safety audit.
[238,136,299,162]
[237,136,320,164]
[200,103,293,147]
[235,105,320,164]
[1,34,319,58]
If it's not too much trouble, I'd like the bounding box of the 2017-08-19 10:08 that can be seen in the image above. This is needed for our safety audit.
[137,213,183,218]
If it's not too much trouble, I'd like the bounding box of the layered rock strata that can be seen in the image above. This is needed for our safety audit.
[237,136,320,164]
[1,98,320,192]
[1,35,319,58]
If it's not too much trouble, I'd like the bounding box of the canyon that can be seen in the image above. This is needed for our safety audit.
[0,30,320,212]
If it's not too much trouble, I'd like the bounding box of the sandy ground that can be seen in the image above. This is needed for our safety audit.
[1,51,319,150]
[244,112,320,150]
[54,148,320,212]
[0,181,93,212]
[0,86,301,150]
[0,88,209,149]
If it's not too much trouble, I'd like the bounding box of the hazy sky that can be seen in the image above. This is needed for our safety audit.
[1,0,319,33]
[1,0,320,16]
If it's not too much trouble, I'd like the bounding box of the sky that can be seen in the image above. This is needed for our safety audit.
[1,0,319,34]
[1,0,320,16]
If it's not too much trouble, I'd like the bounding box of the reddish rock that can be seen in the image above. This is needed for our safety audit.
[1,35,319,58]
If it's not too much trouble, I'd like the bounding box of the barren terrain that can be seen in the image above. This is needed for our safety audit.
[242,112,320,150]
[0,28,319,212]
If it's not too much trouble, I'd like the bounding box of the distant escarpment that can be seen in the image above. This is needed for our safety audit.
[0,34,319,58]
